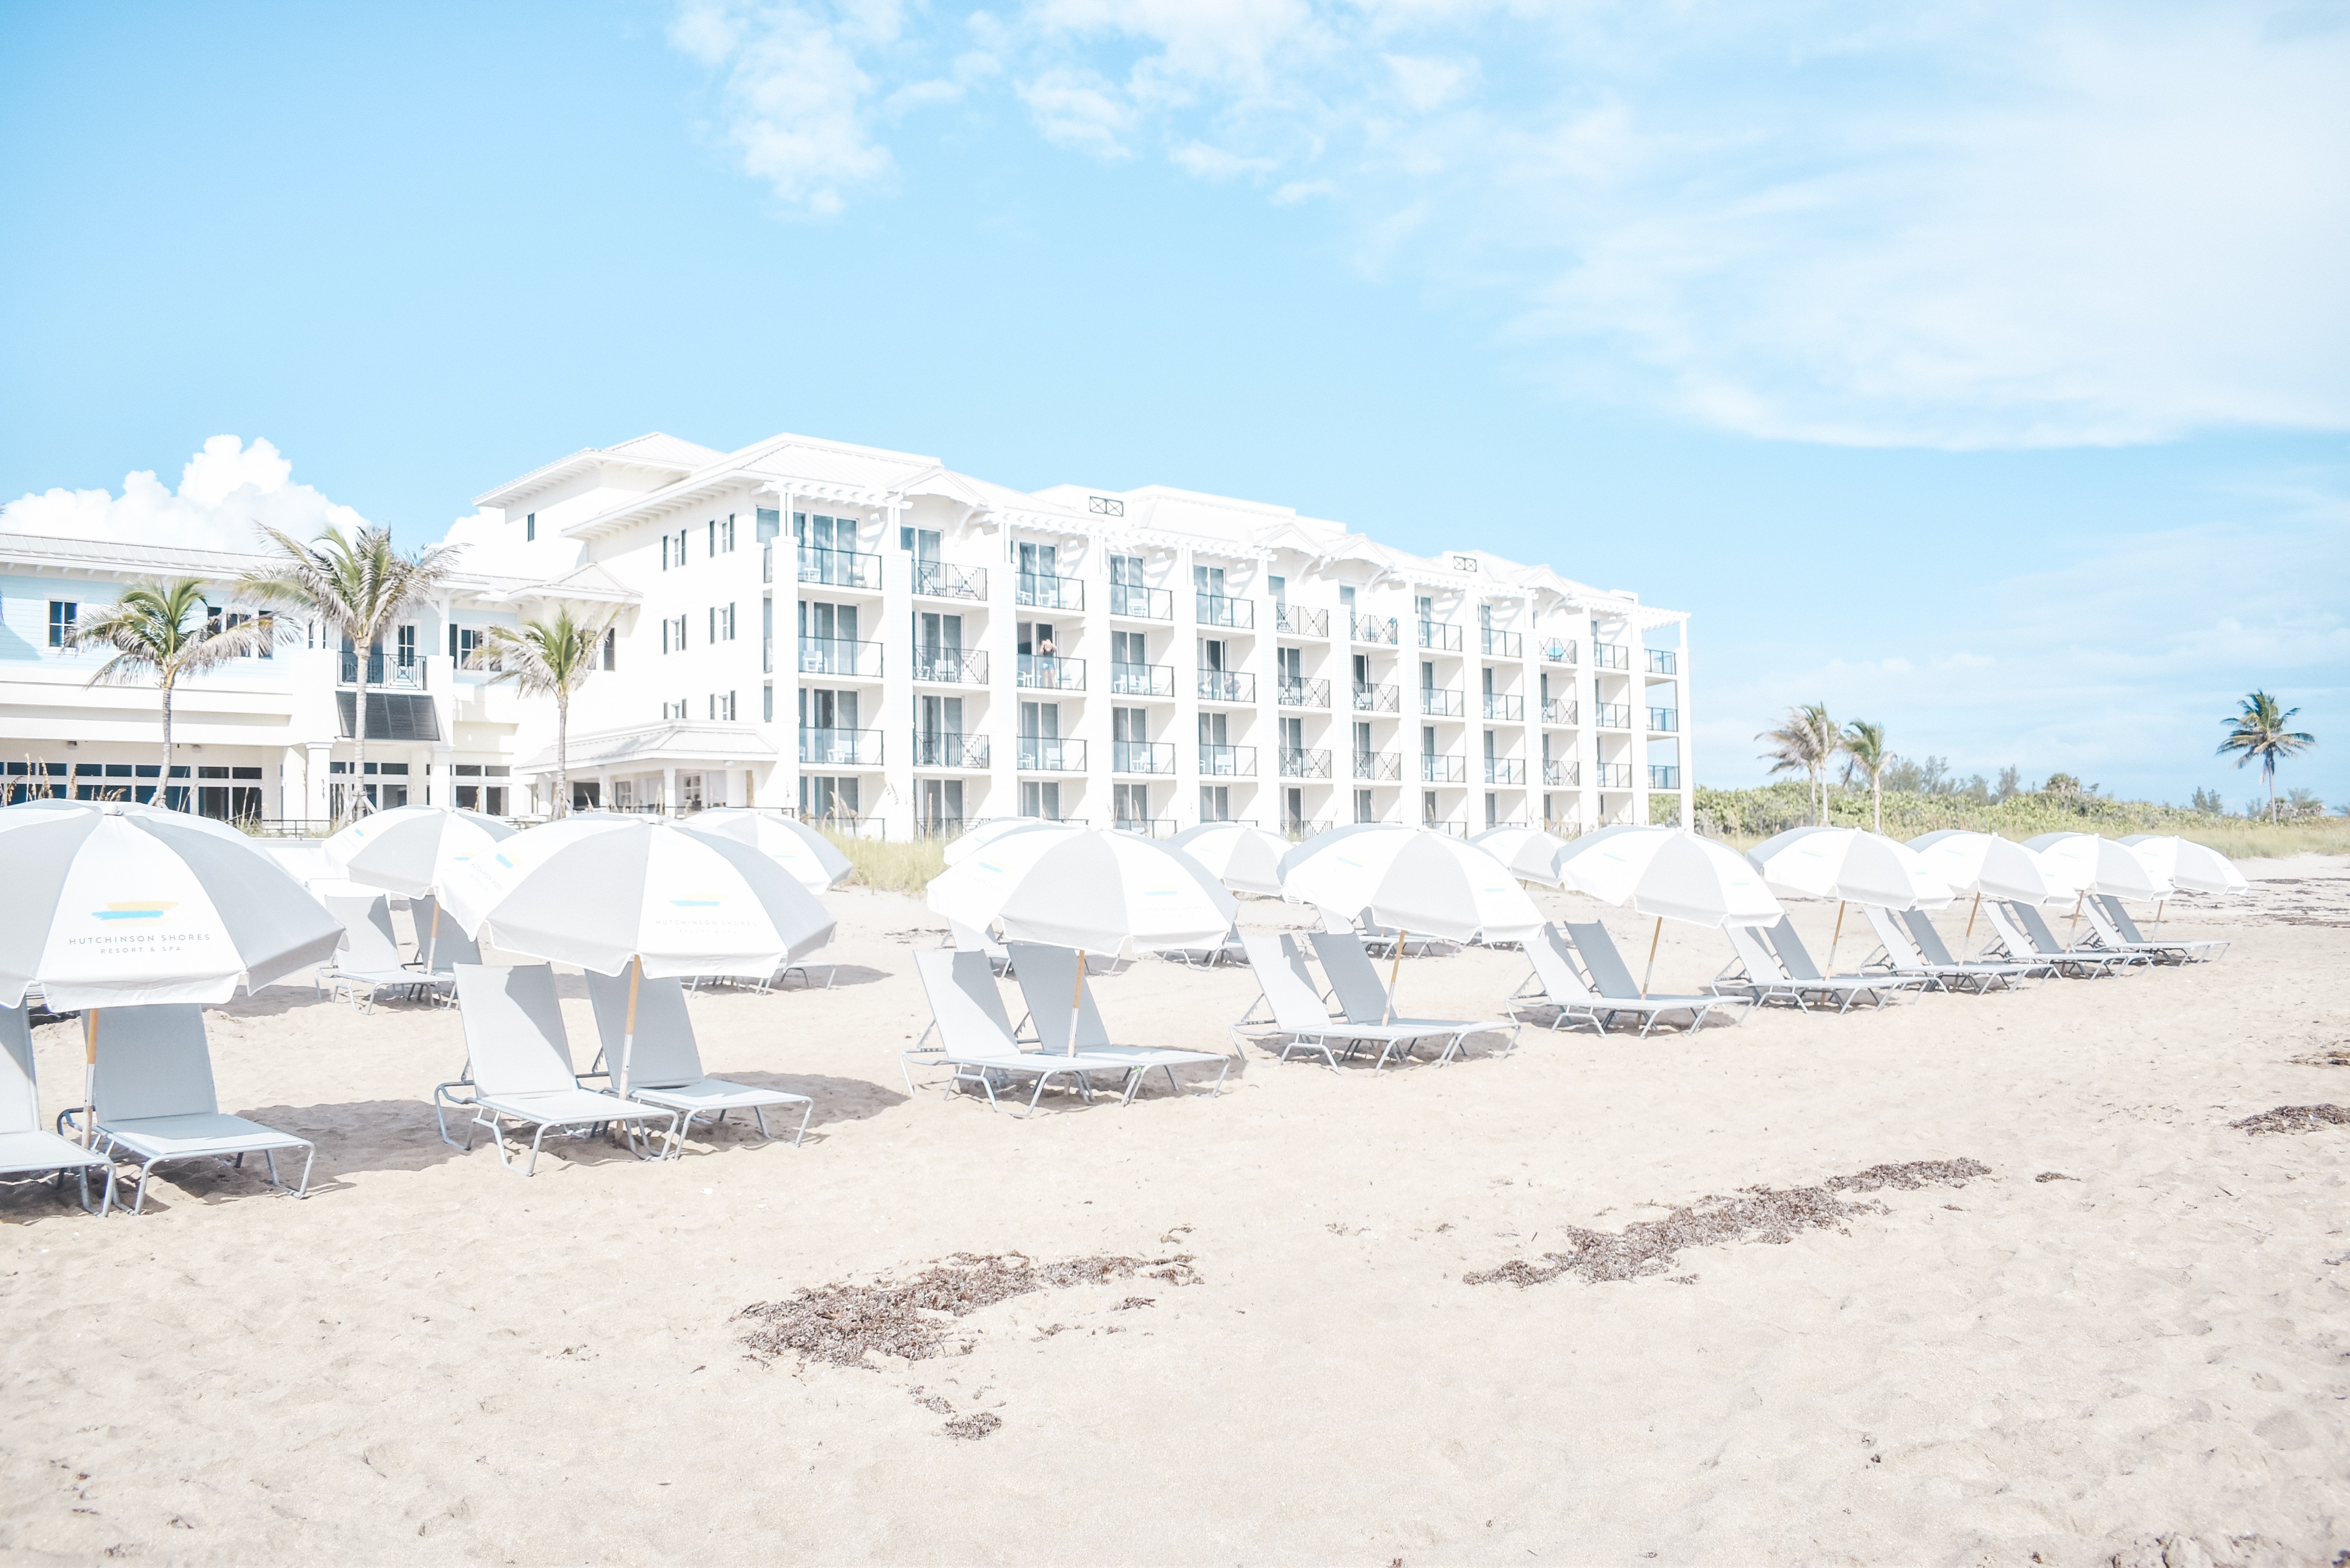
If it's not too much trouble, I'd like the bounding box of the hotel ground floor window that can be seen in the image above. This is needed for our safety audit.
[330,761,407,815]
[571,780,600,811]
[1113,782,1149,828]
[1020,780,1060,821]
[802,775,858,821]
[1199,784,1229,823]
[919,779,962,835]
[451,764,510,816]
[678,773,705,812]
[1355,788,1374,823]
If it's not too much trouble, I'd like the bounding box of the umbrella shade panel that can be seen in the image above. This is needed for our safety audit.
[1906,831,2058,904]
[1167,822,1291,896]
[1469,825,1573,887]
[2024,833,2169,901]
[1748,826,1950,910]
[1279,825,1542,944]
[323,805,518,898]
[929,829,1236,954]
[688,809,854,892]
[1556,825,1783,928]
[2119,835,2248,896]
[942,818,1081,867]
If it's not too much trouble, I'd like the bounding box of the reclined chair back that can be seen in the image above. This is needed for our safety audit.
[2096,895,2151,943]
[325,893,406,971]
[1718,924,1789,992]
[1006,942,1112,1052]
[1902,910,1965,966]
[453,964,578,1097]
[2007,902,2072,955]
[1764,918,1828,982]
[914,950,1023,1055]
[1308,932,1392,1023]
[1564,921,1645,1000]
[1863,906,1929,971]
[2078,900,2135,950]
[409,895,484,972]
[1241,935,1334,1032]
[1,1005,42,1135]
[1526,926,1601,1005]
[89,1005,217,1122]
[584,969,705,1088]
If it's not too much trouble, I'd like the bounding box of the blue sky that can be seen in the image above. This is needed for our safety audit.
[2,0,2343,806]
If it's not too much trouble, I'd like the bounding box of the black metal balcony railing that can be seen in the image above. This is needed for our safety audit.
[1280,748,1332,780]
[1017,737,1087,772]
[1114,817,1177,838]
[1352,613,1398,645]
[1283,817,1332,839]
[1195,593,1254,629]
[1595,763,1633,789]
[1112,740,1175,775]
[1484,757,1526,785]
[1277,677,1331,709]
[1197,670,1256,704]
[1418,619,1462,652]
[340,652,426,689]
[1646,649,1677,675]
[913,732,990,768]
[1351,682,1399,713]
[913,560,987,601]
[1352,751,1401,782]
[1480,628,1523,659]
[1420,687,1464,718]
[1275,604,1329,638]
[1541,639,1577,665]
[912,648,987,685]
[1017,572,1084,610]
[1016,654,1086,691]
[1648,707,1679,732]
[1593,642,1631,671]
[1199,744,1257,778]
[1650,765,1683,789]
[1541,698,1577,726]
[1422,754,1467,784]
[1593,702,1633,729]
[1543,759,1577,787]
[1482,693,1524,721]
[799,728,882,766]
[799,637,883,677]
[798,546,880,590]
[1110,583,1172,620]
[1110,662,1174,698]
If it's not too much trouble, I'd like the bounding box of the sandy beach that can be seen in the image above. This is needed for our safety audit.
[4,858,2346,1567]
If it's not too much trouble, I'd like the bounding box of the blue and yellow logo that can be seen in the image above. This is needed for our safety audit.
[93,901,177,921]
[669,897,722,908]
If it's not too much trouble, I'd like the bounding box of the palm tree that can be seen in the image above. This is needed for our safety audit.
[69,580,286,808]
[1759,702,1837,824]
[2217,690,2315,822]
[466,607,614,818]
[1840,719,1890,834]
[240,525,462,817]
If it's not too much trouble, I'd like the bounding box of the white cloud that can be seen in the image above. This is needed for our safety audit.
[1383,53,1473,111]
[670,2,902,215]
[0,436,371,557]
[1018,67,1135,156]
[1169,139,1277,181]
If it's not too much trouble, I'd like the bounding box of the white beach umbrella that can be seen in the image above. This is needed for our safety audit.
[942,817,1080,867]
[0,799,344,1143]
[1748,826,1951,973]
[323,804,519,966]
[2023,833,2170,901]
[1554,825,1784,995]
[1469,825,1575,888]
[1167,822,1292,897]
[2118,835,2249,897]
[927,828,1236,1053]
[1906,828,2060,943]
[442,815,837,1095]
[686,808,854,893]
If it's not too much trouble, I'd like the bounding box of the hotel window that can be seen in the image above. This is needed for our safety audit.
[451,626,483,663]
[46,600,75,647]
[602,628,615,670]
[763,682,773,722]
[396,625,416,666]
[662,614,687,653]
[708,518,718,556]
[525,512,536,541]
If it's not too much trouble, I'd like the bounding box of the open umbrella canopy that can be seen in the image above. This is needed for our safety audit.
[2119,835,2249,896]
[1167,822,1291,896]
[2024,833,2170,901]
[0,800,343,1009]
[686,808,853,892]
[1556,825,1783,928]
[1749,826,1951,910]
[1906,830,2058,904]
[928,827,1235,954]
[942,817,1080,867]
[1278,825,1542,944]
[322,803,517,898]
[440,815,836,980]
[1469,825,1574,888]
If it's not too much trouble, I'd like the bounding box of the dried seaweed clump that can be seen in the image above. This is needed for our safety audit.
[2232,1103,2350,1136]
[739,1252,1201,1369]
[1464,1159,1989,1289]
[941,1412,1002,1441]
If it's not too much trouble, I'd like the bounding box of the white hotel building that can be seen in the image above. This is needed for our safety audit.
[0,430,1690,836]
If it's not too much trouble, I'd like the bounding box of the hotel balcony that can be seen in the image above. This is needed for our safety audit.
[1274,604,1329,638]
[1592,642,1631,671]
[1195,592,1254,629]
[1352,613,1398,645]
[1420,687,1464,718]
[1110,583,1172,620]
[1017,571,1084,611]
[1418,619,1462,652]
[1017,736,1086,772]
[1422,754,1466,784]
[1351,681,1399,713]
[912,648,987,685]
[1482,693,1523,721]
[1199,743,1257,778]
[1540,638,1577,665]
[1646,649,1677,675]
[1016,654,1086,691]
[799,637,883,678]
[1595,763,1633,789]
[1648,707,1679,733]
[1541,698,1577,726]
[339,651,425,688]
[1484,757,1526,785]
[1279,747,1332,780]
[1649,765,1683,789]
[1593,702,1633,730]
[1543,759,1577,787]
[912,732,990,769]
[1198,670,1256,704]
[1277,677,1331,709]
[798,546,881,591]
[799,727,882,767]
[1114,817,1177,838]
[1109,662,1174,698]
[913,560,986,601]
[1480,628,1522,659]
[1112,740,1175,775]
[1352,751,1401,782]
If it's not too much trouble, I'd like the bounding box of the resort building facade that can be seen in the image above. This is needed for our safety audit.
[0,430,1691,837]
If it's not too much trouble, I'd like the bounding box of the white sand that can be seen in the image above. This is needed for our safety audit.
[4,858,2346,1566]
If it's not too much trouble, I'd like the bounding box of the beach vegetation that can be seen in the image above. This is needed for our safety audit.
[1757,703,1837,824]
[464,608,615,819]
[67,578,289,804]
[2217,690,2316,822]
[1839,719,1890,834]
[819,831,948,894]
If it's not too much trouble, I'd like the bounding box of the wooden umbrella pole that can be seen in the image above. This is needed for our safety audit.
[2154,898,2166,934]
[1825,901,1847,975]
[80,1008,99,1149]
[1641,917,1662,999]
[426,901,441,973]
[2070,890,2084,935]
[1384,934,1405,1025]
[1963,893,1980,943]
[620,954,641,1099]
[1068,949,1085,1057]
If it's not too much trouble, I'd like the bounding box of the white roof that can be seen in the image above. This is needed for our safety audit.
[0,529,540,603]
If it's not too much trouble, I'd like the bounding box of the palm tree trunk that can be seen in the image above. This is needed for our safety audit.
[2266,756,2277,821]
[555,687,570,820]
[1872,774,1882,835]
[352,643,371,819]
[159,673,178,809]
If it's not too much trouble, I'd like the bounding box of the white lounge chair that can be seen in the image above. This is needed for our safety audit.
[1898,909,2040,990]
[407,893,482,991]
[1562,921,1748,1033]
[1231,934,1452,1070]
[1,1005,111,1215]
[910,950,1143,1115]
[583,969,812,1148]
[1508,925,1752,1035]
[1164,921,1248,970]
[1308,931,1518,1063]
[948,920,1014,977]
[320,893,443,1011]
[1003,941,1233,1098]
[1762,917,1920,1011]
[1859,906,2031,994]
[436,964,679,1174]
[2082,896,2227,964]
[1984,902,2145,978]
[60,1005,313,1214]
